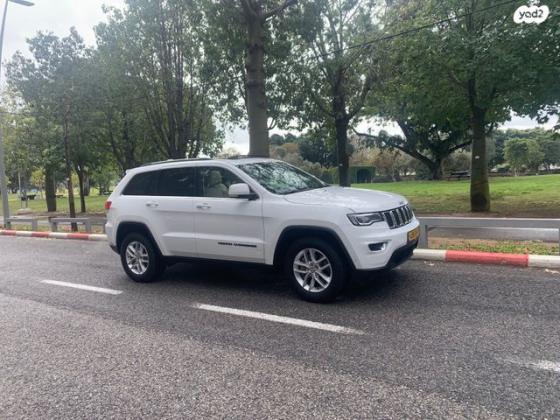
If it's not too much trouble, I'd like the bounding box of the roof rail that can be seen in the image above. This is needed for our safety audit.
[141,157,212,167]
[227,155,251,159]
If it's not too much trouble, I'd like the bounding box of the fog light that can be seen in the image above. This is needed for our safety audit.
[368,242,387,252]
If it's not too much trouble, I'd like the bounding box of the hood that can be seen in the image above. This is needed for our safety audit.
[284,186,408,212]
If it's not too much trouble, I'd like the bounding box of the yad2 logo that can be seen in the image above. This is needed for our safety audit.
[514,4,550,24]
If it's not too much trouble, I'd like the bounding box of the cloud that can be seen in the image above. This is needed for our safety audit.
[3,0,126,60]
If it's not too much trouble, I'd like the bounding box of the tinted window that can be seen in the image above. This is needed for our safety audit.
[157,167,196,197]
[122,171,158,196]
[199,167,243,198]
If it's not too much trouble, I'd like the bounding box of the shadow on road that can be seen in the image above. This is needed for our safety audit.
[156,260,405,304]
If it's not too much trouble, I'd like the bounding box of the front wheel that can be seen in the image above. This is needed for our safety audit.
[120,233,165,283]
[285,238,348,303]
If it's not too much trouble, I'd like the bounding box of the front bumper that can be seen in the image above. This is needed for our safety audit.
[384,240,418,269]
[345,219,420,270]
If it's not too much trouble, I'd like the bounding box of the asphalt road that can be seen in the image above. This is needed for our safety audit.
[1,237,560,419]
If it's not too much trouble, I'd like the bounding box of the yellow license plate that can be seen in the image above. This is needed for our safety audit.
[408,227,420,242]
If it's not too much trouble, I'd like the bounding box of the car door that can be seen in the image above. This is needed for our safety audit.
[146,166,197,257]
[194,166,265,263]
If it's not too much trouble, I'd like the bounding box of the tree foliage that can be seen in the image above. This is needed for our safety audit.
[284,0,380,186]
[97,0,223,160]
[504,138,544,174]
[202,0,299,157]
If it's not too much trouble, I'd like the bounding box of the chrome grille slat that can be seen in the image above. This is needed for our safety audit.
[382,205,413,229]
[395,208,403,225]
[397,207,405,224]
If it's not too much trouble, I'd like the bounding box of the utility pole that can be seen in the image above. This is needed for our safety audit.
[0,0,34,228]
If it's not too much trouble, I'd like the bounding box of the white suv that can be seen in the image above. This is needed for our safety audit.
[106,158,420,302]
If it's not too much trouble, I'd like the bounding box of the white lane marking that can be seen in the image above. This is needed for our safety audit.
[40,280,123,295]
[192,303,364,335]
[502,358,560,373]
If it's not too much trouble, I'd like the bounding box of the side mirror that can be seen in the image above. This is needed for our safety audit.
[228,183,258,200]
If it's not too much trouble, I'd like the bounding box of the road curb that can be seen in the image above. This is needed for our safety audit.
[412,248,560,269]
[0,229,107,241]
[2,229,559,269]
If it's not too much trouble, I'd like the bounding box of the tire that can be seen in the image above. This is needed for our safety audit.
[120,233,165,283]
[284,237,348,303]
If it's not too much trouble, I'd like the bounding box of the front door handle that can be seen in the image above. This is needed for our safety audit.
[196,204,211,210]
[146,202,159,208]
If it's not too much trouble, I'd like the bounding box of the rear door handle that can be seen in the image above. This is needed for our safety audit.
[196,204,211,210]
[146,202,159,208]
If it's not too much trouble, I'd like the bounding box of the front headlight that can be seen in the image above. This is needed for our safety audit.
[347,212,384,226]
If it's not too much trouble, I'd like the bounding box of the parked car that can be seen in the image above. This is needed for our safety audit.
[105,158,420,302]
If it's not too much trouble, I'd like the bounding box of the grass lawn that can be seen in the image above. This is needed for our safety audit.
[430,238,559,256]
[355,174,560,218]
[0,193,109,217]
[1,174,559,218]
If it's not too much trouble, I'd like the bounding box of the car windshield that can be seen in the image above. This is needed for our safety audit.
[238,161,327,195]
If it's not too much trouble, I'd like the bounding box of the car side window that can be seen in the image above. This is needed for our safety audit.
[122,171,159,196]
[199,167,243,198]
[157,167,196,197]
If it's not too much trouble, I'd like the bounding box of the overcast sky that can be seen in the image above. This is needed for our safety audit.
[2,0,555,155]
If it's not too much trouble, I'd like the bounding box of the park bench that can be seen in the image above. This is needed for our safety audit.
[447,170,470,180]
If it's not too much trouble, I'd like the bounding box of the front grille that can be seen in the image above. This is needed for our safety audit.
[382,205,413,229]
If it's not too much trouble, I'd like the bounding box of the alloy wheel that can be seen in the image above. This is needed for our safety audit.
[125,241,150,275]
[293,248,333,293]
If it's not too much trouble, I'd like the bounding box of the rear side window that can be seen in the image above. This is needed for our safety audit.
[157,167,196,197]
[122,171,159,196]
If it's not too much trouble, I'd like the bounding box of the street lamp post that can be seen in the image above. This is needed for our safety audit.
[0,0,33,228]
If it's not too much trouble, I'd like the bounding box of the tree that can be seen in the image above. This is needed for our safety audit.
[203,0,298,157]
[371,149,412,182]
[492,128,559,171]
[98,0,223,160]
[91,28,158,174]
[358,0,472,180]
[270,133,286,145]
[539,136,560,171]
[8,29,90,223]
[285,0,379,186]
[357,127,470,180]
[414,0,559,211]
[3,112,63,212]
[504,138,544,175]
[297,131,337,167]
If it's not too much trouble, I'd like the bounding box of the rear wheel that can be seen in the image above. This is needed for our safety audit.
[120,233,164,283]
[285,238,348,302]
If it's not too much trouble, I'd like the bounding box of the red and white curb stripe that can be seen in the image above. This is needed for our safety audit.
[2,229,559,269]
[412,249,560,269]
[0,229,107,241]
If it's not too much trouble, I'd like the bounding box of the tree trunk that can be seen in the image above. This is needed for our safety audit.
[430,159,443,180]
[122,112,137,170]
[83,174,90,197]
[335,118,350,187]
[470,108,490,212]
[77,168,86,214]
[44,168,57,212]
[62,118,77,231]
[245,13,269,157]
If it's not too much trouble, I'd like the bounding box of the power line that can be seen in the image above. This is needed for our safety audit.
[308,0,521,60]
[3,0,525,117]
